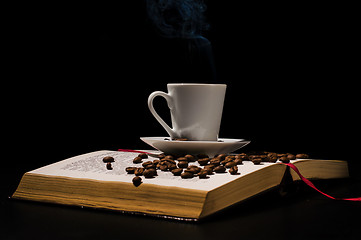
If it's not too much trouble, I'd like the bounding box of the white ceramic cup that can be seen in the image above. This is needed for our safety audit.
[148,83,226,141]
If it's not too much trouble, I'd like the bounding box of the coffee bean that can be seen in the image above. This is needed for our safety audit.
[197,158,210,166]
[157,153,165,159]
[153,159,160,166]
[143,169,156,178]
[221,159,231,166]
[197,170,208,179]
[177,160,188,168]
[287,154,296,160]
[202,166,214,175]
[125,167,136,174]
[132,176,142,187]
[267,152,278,163]
[185,154,196,162]
[177,157,188,162]
[181,171,194,179]
[171,168,183,176]
[279,156,290,163]
[164,155,174,160]
[134,167,144,176]
[210,158,221,166]
[142,161,154,168]
[238,153,249,160]
[225,161,237,168]
[225,155,235,161]
[159,165,168,171]
[216,154,227,161]
[187,165,201,174]
[259,155,267,161]
[133,157,143,164]
[167,162,177,170]
[234,158,243,165]
[229,166,238,175]
[296,153,309,159]
[252,158,262,165]
[214,165,226,173]
[138,153,148,159]
[106,162,113,170]
[103,156,115,163]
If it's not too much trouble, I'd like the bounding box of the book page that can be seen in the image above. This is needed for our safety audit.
[30,150,284,191]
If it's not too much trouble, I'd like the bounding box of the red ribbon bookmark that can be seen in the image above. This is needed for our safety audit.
[117,149,360,202]
[117,149,151,154]
[282,163,361,202]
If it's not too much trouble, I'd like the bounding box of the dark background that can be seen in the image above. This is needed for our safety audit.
[5,1,359,173]
[2,1,360,239]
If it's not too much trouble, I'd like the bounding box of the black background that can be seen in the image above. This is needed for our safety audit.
[2,1,360,239]
[4,1,360,170]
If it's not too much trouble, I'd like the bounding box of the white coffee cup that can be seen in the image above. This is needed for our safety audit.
[148,83,226,141]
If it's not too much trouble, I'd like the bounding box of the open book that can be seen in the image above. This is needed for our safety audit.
[12,150,349,220]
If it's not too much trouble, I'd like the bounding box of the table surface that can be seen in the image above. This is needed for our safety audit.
[2,163,360,240]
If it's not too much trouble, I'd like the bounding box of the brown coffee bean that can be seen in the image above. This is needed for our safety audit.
[225,161,237,168]
[267,152,278,163]
[216,154,227,161]
[287,154,296,160]
[177,157,188,162]
[157,153,165,159]
[103,156,115,163]
[171,168,183,176]
[138,153,148,159]
[133,157,143,164]
[143,169,156,178]
[153,159,160,166]
[159,164,168,171]
[252,158,262,165]
[106,162,113,170]
[229,165,238,175]
[166,162,177,170]
[234,158,243,165]
[125,167,136,174]
[279,156,290,163]
[164,155,174,160]
[197,170,208,179]
[267,152,277,158]
[259,155,267,161]
[177,161,188,168]
[185,154,196,162]
[296,153,309,159]
[225,155,235,161]
[181,171,194,179]
[142,161,154,168]
[238,153,249,160]
[197,158,210,166]
[187,165,201,174]
[214,165,226,173]
[132,176,142,187]
[202,166,214,175]
[210,158,221,166]
[134,167,144,176]
[221,159,231,165]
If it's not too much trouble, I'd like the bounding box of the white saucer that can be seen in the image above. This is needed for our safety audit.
[140,137,250,157]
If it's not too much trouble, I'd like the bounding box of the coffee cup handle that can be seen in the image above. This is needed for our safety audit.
[148,91,177,139]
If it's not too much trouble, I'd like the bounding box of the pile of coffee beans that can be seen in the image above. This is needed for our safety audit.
[118,151,310,187]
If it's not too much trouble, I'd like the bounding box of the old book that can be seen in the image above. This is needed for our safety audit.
[12,150,349,220]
